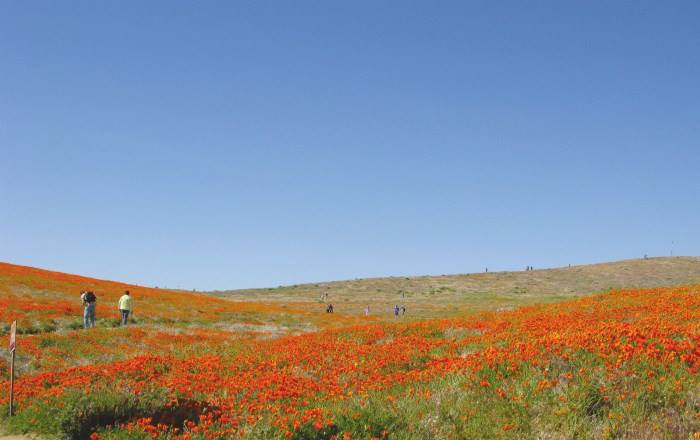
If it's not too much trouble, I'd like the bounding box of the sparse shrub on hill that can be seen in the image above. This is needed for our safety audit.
[67,319,84,330]
[16,323,41,335]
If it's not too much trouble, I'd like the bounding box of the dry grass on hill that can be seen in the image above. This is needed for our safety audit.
[210,257,700,319]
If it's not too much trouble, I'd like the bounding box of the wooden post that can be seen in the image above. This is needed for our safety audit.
[9,349,14,416]
[9,320,16,417]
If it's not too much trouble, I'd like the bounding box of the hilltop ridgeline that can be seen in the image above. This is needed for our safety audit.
[210,257,700,311]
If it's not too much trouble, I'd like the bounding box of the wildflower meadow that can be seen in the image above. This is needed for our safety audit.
[0,262,698,439]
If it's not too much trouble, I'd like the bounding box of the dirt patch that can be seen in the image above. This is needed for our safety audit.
[0,435,41,440]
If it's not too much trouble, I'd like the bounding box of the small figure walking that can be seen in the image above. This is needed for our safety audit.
[393,304,400,318]
[401,305,406,316]
[81,290,97,328]
[364,305,370,316]
[118,290,133,326]
[326,303,334,313]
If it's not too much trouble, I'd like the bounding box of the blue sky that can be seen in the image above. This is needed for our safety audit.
[1,1,699,290]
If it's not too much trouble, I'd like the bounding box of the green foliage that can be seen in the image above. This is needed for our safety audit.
[97,427,153,440]
[285,356,700,440]
[67,319,84,330]
[98,318,122,328]
[331,398,405,438]
[39,320,59,333]
[2,388,170,440]
[290,423,341,440]
[17,324,41,335]
[38,336,58,349]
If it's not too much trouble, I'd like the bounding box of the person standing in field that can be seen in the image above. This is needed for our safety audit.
[118,290,133,325]
[393,304,400,318]
[80,290,97,328]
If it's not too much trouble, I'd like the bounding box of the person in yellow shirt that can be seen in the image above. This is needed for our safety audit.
[118,290,133,326]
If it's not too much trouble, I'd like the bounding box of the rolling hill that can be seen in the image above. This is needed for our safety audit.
[210,256,700,315]
[0,258,699,438]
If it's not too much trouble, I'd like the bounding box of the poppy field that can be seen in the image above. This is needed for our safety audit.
[1,261,698,439]
[0,262,324,332]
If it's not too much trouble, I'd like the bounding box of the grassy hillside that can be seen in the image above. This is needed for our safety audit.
[0,259,698,438]
[2,284,699,439]
[211,256,700,317]
[0,262,350,377]
[2,257,699,361]
[0,262,304,332]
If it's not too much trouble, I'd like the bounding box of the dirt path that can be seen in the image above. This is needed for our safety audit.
[0,427,40,440]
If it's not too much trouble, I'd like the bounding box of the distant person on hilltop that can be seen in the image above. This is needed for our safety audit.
[118,290,133,325]
[80,290,97,328]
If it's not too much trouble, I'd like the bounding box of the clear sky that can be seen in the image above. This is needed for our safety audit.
[1,2,699,290]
